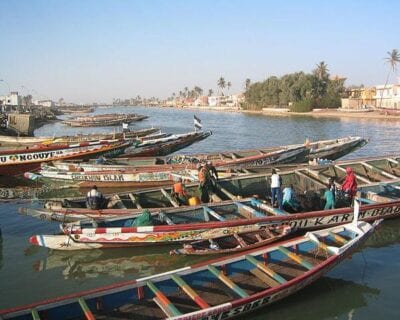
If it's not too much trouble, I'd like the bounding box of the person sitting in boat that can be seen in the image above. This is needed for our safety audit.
[323,181,335,210]
[282,184,301,212]
[172,178,189,205]
[198,163,210,203]
[86,185,105,210]
[341,167,357,204]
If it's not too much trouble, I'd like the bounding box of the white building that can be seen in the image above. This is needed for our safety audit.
[33,99,55,108]
[0,92,22,106]
[374,84,400,109]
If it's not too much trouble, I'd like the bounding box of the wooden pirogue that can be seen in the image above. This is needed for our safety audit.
[63,113,148,127]
[0,139,133,176]
[0,127,159,147]
[21,154,400,221]
[49,136,368,171]
[0,216,380,320]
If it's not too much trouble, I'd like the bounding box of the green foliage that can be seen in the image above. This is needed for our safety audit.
[243,62,345,111]
[290,99,315,112]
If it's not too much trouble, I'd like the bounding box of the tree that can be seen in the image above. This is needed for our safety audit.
[217,77,226,95]
[184,87,189,98]
[313,61,329,81]
[208,89,214,97]
[245,78,251,91]
[379,49,400,108]
[194,86,203,97]
[227,81,231,92]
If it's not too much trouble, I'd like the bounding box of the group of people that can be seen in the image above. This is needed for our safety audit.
[269,167,358,211]
[171,160,218,205]
[86,165,358,213]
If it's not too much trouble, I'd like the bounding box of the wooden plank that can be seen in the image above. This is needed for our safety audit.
[245,255,287,284]
[207,265,249,298]
[361,161,398,179]
[153,297,175,318]
[295,170,327,188]
[250,198,288,216]
[128,193,142,209]
[230,153,238,160]
[78,298,96,320]
[211,193,222,202]
[334,165,372,184]
[31,308,41,320]
[171,275,210,309]
[357,197,377,204]
[277,246,314,270]
[387,158,399,165]
[250,268,280,288]
[147,281,181,317]
[235,201,266,218]
[214,183,237,200]
[328,231,348,245]
[160,188,179,207]
[203,206,226,221]
[233,233,248,247]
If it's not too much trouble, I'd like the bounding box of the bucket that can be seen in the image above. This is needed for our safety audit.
[188,196,200,206]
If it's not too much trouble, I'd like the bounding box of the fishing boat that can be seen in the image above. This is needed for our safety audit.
[0,216,380,320]
[63,113,148,127]
[47,136,367,172]
[25,165,200,188]
[22,154,400,216]
[27,190,399,249]
[0,127,159,147]
[123,130,213,157]
[170,225,291,255]
[0,139,132,176]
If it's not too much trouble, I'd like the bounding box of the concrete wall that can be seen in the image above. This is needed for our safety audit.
[7,114,35,136]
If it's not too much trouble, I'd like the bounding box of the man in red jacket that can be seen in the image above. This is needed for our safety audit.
[341,167,357,202]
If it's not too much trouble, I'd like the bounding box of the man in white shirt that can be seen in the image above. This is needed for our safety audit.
[269,169,283,210]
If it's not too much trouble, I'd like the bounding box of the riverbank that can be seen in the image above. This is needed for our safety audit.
[171,105,400,120]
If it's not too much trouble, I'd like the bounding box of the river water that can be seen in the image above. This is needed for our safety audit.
[0,106,399,319]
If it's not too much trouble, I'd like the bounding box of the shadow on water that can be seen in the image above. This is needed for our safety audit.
[246,277,380,320]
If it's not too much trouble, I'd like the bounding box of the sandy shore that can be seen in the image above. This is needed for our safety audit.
[176,105,400,120]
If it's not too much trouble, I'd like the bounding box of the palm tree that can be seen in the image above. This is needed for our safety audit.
[379,49,400,109]
[208,89,214,97]
[194,86,203,97]
[245,78,251,91]
[217,77,226,95]
[313,61,329,80]
[227,81,231,92]
[184,87,189,98]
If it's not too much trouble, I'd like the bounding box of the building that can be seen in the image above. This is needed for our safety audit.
[374,84,400,109]
[341,87,376,109]
[33,99,55,108]
[194,96,209,106]
[0,92,22,106]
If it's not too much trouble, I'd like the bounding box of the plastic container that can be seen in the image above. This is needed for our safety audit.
[188,196,200,206]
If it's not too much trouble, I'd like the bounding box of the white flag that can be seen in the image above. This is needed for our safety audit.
[122,123,129,130]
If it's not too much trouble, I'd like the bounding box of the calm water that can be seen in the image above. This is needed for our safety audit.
[1,106,400,319]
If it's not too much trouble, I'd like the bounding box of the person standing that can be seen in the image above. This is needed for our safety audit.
[323,182,335,210]
[341,167,357,203]
[198,164,210,203]
[270,169,283,210]
[282,184,300,211]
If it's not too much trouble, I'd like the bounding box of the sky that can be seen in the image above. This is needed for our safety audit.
[0,0,399,103]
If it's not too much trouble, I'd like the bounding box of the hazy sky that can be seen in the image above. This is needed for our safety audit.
[0,0,399,103]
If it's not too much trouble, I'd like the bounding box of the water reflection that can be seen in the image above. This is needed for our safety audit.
[247,277,380,320]
[366,219,400,249]
[32,247,203,280]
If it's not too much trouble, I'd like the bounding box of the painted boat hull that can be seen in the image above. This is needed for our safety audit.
[0,140,131,176]
[0,220,379,320]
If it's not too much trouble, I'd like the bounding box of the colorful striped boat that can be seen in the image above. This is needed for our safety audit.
[0,139,132,176]
[0,215,380,320]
